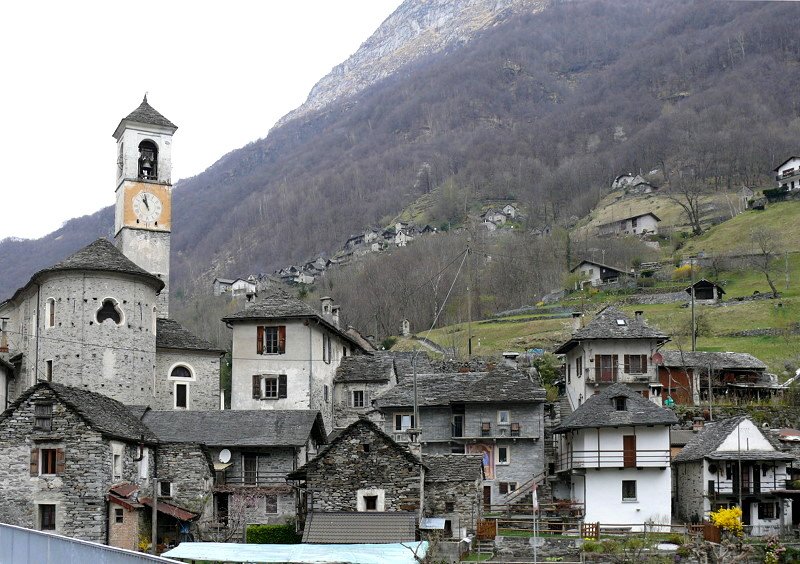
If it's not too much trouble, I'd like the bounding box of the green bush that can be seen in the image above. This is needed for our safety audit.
[381,336,398,350]
[246,523,301,544]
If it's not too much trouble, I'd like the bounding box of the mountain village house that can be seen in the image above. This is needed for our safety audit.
[685,279,725,304]
[674,416,796,535]
[774,156,800,191]
[596,212,661,237]
[555,307,669,410]
[553,384,677,530]
[570,259,629,288]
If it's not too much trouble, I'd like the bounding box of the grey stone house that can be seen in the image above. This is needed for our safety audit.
[373,368,546,508]
[288,418,483,541]
[332,353,397,429]
[141,409,327,539]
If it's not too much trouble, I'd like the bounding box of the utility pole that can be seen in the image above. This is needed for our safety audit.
[467,238,472,359]
[690,257,697,352]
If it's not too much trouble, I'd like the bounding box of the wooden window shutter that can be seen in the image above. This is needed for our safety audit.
[623,355,630,374]
[278,326,287,354]
[252,375,261,399]
[278,375,287,398]
[55,448,66,475]
[30,448,39,476]
[641,354,648,371]
[256,326,264,355]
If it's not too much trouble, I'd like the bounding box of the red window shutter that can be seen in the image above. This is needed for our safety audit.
[641,355,648,371]
[30,449,39,476]
[55,449,66,475]
[278,326,286,354]
[256,326,264,355]
[252,375,261,399]
[278,375,288,398]
[623,355,630,374]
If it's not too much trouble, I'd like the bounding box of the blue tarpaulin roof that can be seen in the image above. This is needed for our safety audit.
[162,541,429,563]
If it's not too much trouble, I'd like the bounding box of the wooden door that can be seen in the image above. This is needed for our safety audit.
[623,435,636,468]
[483,485,492,509]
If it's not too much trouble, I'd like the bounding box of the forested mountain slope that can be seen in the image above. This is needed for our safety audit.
[2,0,799,302]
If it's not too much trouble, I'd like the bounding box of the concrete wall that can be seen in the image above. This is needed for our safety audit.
[7,271,159,407]
[230,319,350,432]
[582,467,672,529]
[153,349,220,411]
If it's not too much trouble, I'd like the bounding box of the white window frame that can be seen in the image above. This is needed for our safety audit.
[622,480,637,502]
[167,362,196,381]
[497,410,510,425]
[497,445,510,465]
[394,413,415,432]
[39,447,58,476]
[45,297,56,329]
[356,488,385,512]
[352,390,365,408]
[159,481,173,498]
[174,382,189,410]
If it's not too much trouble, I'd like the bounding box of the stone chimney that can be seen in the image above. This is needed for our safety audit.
[692,417,705,432]
[634,310,644,321]
[571,312,582,331]
[502,351,520,368]
[331,305,341,329]
[0,318,8,353]
[320,296,336,326]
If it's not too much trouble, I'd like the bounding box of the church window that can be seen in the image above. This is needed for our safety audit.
[169,365,192,379]
[45,360,53,382]
[97,299,123,325]
[46,298,55,328]
[174,383,188,409]
[138,140,158,180]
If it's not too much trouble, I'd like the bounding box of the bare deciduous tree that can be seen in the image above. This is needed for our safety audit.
[748,227,781,298]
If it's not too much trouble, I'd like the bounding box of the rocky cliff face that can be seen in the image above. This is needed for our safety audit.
[277,0,547,126]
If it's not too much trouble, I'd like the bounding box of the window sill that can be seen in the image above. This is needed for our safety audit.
[621,499,639,503]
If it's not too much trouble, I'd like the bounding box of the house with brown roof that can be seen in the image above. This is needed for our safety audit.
[223,291,369,432]
[555,307,669,410]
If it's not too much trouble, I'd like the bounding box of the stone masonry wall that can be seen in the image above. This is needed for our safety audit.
[425,478,482,537]
[153,349,220,411]
[157,442,213,514]
[306,423,421,512]
[333,380,393,429]
[674,460,705,523]
[0,387,145,542]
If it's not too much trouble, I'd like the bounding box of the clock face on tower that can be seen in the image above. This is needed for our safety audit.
[132,191,163,224]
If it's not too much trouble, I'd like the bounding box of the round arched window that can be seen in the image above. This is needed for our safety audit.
[170,366,192,379]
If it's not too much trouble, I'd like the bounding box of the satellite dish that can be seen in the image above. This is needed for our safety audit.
[218,449,231,463]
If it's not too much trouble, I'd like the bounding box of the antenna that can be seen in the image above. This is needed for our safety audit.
[218,449,231,463]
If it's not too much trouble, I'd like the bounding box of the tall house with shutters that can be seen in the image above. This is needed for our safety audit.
[555,307,669,411]
[223,290,368,433]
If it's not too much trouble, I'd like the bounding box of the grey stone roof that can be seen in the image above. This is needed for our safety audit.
[659,351,766,371]
[141,410,326,447]
[345,326,377,352]
[390,351,435,384]
[555,307,668,353]
[424,454,484,483]
[334,354,394,383]
[303,512,417,544]
[12,239,164,303]
[672,416,793,463]
[569,260,626,274]
[116,95,177,131]
[373,368,546,408]
[554,383,677,433]
[221,289,367,352]
[1,382,157,442]
[684,279,725,295]
[156,318,223,353]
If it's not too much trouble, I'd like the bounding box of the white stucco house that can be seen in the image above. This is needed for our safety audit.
[673,416,796,535]
[553,384,677,530]
[597,212,661,237]
[502,204,518,219]
[223,291,368,433]
[569,260,629,288]
[774,156,800,191]
[555,307,669,411]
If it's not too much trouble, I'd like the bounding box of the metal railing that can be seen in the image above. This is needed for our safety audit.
[585,367,657,385]
[556,449,670,471]
[707,473,789,496]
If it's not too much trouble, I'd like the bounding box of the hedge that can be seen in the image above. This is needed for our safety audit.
[246,523,301,544]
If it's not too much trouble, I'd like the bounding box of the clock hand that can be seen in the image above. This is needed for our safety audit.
[142,194,149,210]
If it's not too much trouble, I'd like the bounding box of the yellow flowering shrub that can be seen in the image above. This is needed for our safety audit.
[709,506,743,537]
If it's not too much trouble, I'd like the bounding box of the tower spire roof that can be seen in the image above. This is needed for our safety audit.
[113,95,177,138]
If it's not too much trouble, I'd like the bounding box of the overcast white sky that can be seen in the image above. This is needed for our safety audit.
[0,0,402,240]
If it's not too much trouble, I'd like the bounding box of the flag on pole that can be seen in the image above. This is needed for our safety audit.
[532,483,539,512]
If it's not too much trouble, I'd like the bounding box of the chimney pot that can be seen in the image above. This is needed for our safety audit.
[571,312,582,331]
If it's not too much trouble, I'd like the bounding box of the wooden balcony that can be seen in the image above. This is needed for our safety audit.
[556,449,670,471]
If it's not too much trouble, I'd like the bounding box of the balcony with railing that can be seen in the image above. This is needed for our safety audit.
[556,448,670,472]
[585,367,658,385]
[215,469,289,488]
[706,472,789,497]
[451,421,538,440]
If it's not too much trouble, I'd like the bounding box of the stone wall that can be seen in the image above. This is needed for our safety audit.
[425,478,481,538]
[0,386,146,542]
[305,422,421,512]
[333,380,394,429]
[153,349,220,411]
[156,442,213,514]
[674,460,705,523]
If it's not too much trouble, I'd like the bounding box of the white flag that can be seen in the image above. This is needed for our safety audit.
[532,483,539,512]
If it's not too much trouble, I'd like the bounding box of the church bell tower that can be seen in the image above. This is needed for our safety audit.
[113,95,177,318]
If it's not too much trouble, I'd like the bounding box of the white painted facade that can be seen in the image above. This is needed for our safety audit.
[775,157,800,190]
[563,337,664,411]
[229,318,352,432]
[231,278,257,297]
[558,425,672,530]
[597,213,660,237]
[502,204,517,219]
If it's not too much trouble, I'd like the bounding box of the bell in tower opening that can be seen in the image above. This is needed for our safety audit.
[138,140,158,180]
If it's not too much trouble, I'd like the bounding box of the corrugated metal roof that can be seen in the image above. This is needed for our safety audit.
[303,512,417,544]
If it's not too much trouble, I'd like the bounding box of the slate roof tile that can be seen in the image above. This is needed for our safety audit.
[671,416,794,463]
[554,383,677,433]
[555,306,668,353]
[659,351,766,371]
[334,354,394,383]
[303,512,417,544]
[117,95,177,130]
[141,410,326,447]
[156,318,223,353]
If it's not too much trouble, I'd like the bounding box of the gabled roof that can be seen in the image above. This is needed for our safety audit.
[141,409,327,447]
[213,278,235,285]
[10,238,164,302]
[554,307,668,354]
[221,289,367,352]
[344,326,377,352]
[0,382,157,443]
[303,512,417,544]
[569,259,627,274]
[658,350,766,371]
[113,95,177,138]
[773,156,800,172]
[554,383,677,433]
[390,352,435,383]
[334,354,394,383]
[674,416,794,462]
[684,278,725,295]
[288,418,422,480]
[373,368,546,408]
[156,318,224,354]
[424,454,484,483]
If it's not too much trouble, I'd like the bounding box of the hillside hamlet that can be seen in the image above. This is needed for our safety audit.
[4,93,800,564]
